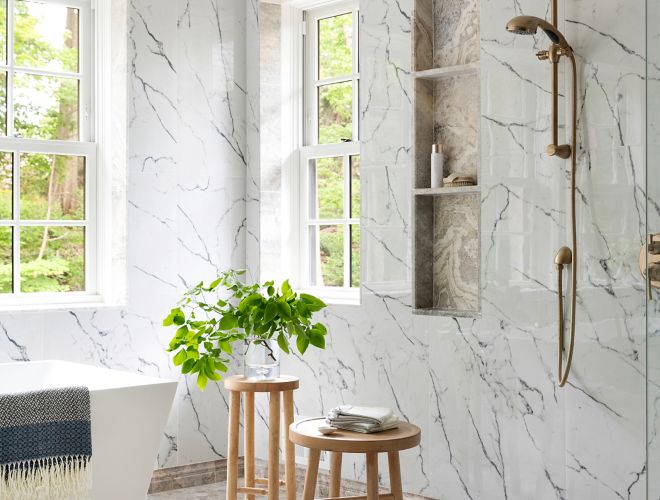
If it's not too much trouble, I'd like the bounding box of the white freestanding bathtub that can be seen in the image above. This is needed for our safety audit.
[0,360,177,500]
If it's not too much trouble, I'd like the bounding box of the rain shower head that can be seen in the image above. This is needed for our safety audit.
[506,15,571,51]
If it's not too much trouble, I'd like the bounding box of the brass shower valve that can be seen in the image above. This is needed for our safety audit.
[536,50,549,60]
[640,234,660,299]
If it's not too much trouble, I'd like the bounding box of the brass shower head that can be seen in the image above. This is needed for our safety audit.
[506,15,572,51]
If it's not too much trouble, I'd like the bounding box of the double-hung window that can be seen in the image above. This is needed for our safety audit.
[0,0,97,306]
[298,0,360,304]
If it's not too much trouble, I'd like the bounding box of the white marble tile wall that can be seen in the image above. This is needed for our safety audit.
[269,0,649,498]
[0,0,249,470]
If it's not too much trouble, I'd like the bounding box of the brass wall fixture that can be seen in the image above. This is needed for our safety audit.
[506,1,579,387]
[640,234,660,299]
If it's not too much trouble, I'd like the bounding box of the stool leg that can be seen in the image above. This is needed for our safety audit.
[330,452,342,496]
[268,391,281,500]
[303,449,320,500]
[366,452,379,500]
[387,452,403,500]
[226,390,241,500]
[244,392,255,500]
[283,390,296,500]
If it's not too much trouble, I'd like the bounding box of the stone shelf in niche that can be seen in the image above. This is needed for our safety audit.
[413,307,480,318]
[412,62,479,81]
[414,185,480,196]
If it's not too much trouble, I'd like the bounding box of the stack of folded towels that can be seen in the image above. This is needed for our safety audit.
[326,405,400,433]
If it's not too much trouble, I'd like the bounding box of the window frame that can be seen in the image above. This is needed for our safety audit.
[282,0,360,305]
[0,0,109,309]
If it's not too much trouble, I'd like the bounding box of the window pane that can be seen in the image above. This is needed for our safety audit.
[318,81,352,144]
[14,72,79,141]
[318,13,352,80]
[14,0,79,73]
[0,226,11,293]
[310,224,344,287]
[0,152,11,219]
[20,225,84,292]
[20,153,85,220]
[350,155,359,218]
[0,71,6,136]
[310,156,343,219]
[350,224,359,288]
[0,1,6,64]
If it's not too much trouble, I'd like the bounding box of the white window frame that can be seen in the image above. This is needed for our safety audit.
[0,0,112,309]
[281,0,360,305]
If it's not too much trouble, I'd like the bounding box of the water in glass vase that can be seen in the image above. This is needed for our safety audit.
[244,338,280,380]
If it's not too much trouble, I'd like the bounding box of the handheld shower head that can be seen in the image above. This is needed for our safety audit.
[506,15,571,51]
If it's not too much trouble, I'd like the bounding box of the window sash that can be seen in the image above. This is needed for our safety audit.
[0,138,97,296]
[0,0,97,302]
[300,142,359,291]
[5,0,93,142]
[304,1,360,146]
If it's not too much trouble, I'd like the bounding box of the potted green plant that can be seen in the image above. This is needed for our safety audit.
[163,269,328,388]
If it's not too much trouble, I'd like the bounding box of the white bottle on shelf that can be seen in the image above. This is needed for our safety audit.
[431,144,444,188]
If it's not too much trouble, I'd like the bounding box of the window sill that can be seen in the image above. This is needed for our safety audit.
[0,294,123,313]
[300,287,361,306]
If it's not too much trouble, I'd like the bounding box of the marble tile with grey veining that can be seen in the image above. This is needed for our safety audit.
[433,193,479,311]
[433,73,480,179]
[433,0,480,68]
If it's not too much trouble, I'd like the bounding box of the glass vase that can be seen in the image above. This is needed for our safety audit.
[244,338,280,380]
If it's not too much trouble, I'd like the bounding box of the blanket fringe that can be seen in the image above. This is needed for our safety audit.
[0,455,91,500]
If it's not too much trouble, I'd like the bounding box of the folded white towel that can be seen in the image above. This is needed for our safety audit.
[326,405,400,433]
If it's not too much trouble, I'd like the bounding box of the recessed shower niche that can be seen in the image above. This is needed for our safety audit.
[412,0,481,316]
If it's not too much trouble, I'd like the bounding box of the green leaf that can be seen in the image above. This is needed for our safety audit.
[208,277,223,289]
[181,358,196,374]
[308,330,326,349]
[220,342,233,355]
[239,293,263,311]
[214,359,229,372]
[263,301,278,323]
[163,307,185,326]
[277,332,290,354]
[296,335,309,355]
[197,372,208,390]
[299,294,327,312]
[173,349,187,366]
[312,323,328,335]
[282,280,292,296]
[172,309,186,325]
[277,300,291,318]
[163,312,175,327]
[218,313,238,330]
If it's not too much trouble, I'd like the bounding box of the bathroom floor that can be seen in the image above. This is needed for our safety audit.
[148,483,227,499]
[147,483,420,499]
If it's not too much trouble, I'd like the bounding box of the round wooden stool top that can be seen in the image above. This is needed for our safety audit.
[223,375,299,393]
[289,417,421,454]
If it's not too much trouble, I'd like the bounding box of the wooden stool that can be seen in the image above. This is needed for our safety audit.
[225,375,300,500]
[289,417,421,500]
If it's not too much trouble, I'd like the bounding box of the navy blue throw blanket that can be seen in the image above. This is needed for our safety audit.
[0,387,92,499]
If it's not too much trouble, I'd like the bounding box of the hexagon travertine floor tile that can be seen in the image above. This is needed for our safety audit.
[147,482,227,499]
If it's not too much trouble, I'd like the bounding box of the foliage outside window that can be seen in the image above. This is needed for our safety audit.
[302,2,360,299]
[0,0,95,299]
